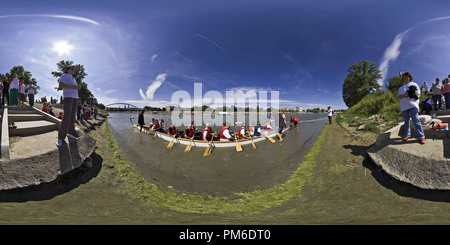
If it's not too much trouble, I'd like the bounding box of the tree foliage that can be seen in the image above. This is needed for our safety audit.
[385,75,403,93]
[51,60,98,105]
[1,65,40,94]
[342,60,382,108]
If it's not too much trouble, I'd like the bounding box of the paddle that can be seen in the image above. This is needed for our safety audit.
[184,136,195,152]
[203,133,215,156]
[166,130,178,149]
[235,134,243,152]
[264,132,276,143]
[247,132,256,149]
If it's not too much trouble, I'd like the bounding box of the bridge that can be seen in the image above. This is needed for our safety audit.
[105,103,142,112]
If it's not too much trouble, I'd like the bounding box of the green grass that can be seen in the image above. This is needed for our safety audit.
[103,119,329,214]
[337,90,404,132]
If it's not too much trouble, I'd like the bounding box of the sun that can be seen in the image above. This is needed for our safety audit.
[52,41,75,56]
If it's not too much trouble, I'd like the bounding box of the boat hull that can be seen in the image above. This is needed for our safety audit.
[132,123,288,148]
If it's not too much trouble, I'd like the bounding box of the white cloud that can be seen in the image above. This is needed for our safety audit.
[151,54,158,62]
[140,73,167,100]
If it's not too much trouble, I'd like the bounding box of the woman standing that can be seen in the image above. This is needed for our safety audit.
[56,65,81,147]
[327,106,333,124]
[441,78,450,110]
[398,72,425,144]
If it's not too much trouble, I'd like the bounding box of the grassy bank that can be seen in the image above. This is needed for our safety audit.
[336,90,404,134]
[104,119,329,214]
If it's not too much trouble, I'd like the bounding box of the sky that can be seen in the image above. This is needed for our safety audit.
[1,0,450,110]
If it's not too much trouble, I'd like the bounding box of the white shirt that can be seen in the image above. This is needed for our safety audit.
[220,129,232,141]
[19,84,25,94]
[10,78,19,89]
[26,85,36,94]
[398,82,420,111]
[59,73,78,99]
[328,109,333,117]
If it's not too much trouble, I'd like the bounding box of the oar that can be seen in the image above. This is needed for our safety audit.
[166,130,178,148]
[146,128,155,134]
[248,133,256,149]
[184,137,195,152]
[235,135,243,152]
[264,132,276,143]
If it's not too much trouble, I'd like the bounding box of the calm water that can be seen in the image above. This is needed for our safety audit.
[107,112,328,195]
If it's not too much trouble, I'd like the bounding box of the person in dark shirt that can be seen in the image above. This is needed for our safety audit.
[277,112,286,141]
[2,78,10,106]
[138,109,145,132]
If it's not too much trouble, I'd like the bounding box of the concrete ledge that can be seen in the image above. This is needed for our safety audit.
[368,121,450,190]
[1,108,10,160]
[0,130,96,191]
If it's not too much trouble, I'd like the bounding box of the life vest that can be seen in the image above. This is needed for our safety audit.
[169,125,177,135]
[253,126,261,136]
[264,123,271,131]
[186,127,194,137]
[294,117,299,122]
[202,128,212,141]
[220,126,229,140]
[238,127,246,139]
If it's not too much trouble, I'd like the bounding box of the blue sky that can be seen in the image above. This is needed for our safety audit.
[1,0,450,110]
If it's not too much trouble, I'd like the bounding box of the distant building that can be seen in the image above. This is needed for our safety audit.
[296,106,303,112]
[166,106,175,111]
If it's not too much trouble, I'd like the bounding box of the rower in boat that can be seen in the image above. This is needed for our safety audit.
[149,118,156,131]
[250,122,262,137]
[154,119,165,133]
[264,120,272,132]
[220,122,235,141]
[168,122,179,136]
[237,123,249,139]
[182,124,196,139]
[202,122,217,141]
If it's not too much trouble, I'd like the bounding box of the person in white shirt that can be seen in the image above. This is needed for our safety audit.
[9,74,19,106]
[327,106,333,124]
[398,71,425,144]
[18,80,26,108]
[57,65,81,147]
[25,83,36,107]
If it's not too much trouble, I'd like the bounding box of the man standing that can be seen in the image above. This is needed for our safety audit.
[431,78,443,111]
[9,74,19,107]
[56,65,81,147]
[25,82,36,107]
[1,77,8,107]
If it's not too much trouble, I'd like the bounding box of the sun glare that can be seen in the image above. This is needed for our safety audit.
[52,41,74,56]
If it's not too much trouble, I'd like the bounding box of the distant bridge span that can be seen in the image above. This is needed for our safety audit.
[106,103,141,111]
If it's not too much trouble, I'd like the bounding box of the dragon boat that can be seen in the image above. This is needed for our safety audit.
[132,123,288,148]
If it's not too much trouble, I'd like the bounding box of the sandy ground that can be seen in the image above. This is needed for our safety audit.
[1,117,450,225]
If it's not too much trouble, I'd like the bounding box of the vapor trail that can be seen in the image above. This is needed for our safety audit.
[0,14,100,25]
[196,33,229,56]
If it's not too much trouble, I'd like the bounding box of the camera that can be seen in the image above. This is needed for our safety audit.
[407,85,419,100]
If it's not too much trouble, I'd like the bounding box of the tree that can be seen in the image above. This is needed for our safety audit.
[5,66,40,93]
[51,60,98,105]
[385,75,403,93]
[342,60,382,108]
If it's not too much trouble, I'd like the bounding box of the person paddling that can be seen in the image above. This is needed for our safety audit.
[220,122,235,141]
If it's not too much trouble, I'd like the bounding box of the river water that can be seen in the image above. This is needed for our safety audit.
[107,112,328,196]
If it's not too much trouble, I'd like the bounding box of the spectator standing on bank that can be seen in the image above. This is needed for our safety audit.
[25,83,36,107]
[18,80,26,108]
[2,77,9,107]
[431,77,443,111]
[56,65,81,147]
[9,74,19,107]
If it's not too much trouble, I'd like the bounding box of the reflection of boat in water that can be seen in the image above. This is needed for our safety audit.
[131,123,289,148]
